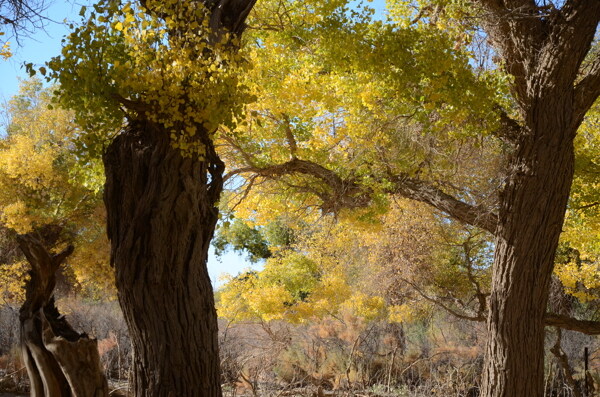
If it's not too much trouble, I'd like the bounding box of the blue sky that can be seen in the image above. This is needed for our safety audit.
[0,0,388,287]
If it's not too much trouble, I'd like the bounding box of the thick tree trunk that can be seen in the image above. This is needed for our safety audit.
[18,234,109,397]
[481,96,576,396]
[103,120,224,396]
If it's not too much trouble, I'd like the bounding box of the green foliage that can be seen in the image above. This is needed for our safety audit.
[214,219,272,263]
[213,217,296,263]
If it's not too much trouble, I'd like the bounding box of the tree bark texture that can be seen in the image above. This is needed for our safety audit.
[103,120,224,397]
[18,234,108,397]
[477,2,600,396]
[101,1,255,395]
[482,97,576,397]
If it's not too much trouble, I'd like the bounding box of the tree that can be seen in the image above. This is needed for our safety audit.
[0,79,111,299]
[471,3,599,395]
[219,1,600,396]
[49,0,257,395]
[0,80,109,396]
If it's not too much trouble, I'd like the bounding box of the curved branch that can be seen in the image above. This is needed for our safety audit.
[550,327,582,397]
[231,158,498,232]
[391,175,498,233]
[399,277,486,323]
[396,286,600,336]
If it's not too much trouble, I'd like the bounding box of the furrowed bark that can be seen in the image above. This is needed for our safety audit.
[101,1,255,395]
[104,120,224,396]
[478,2,600,396]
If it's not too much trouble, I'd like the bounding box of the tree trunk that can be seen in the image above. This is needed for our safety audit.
[18,234,109,397]
[481,95,576,396]
[103,120,224,397]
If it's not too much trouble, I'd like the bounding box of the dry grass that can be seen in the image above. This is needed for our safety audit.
[1,299,599,396]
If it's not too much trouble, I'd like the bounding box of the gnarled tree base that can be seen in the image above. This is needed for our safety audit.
[18,234,108,397]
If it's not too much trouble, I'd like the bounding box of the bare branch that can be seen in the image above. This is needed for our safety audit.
[221,134,259,177]
[461,238,488,318]
[545,313,600,335]
[227,176,256,212]
[574,201,600,211]
[0,0,51,40]
[400,277,485,323]
[398,274,600,335]
[550,328,583,397]
[391,174,498,233]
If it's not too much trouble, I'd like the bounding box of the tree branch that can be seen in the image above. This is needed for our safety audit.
[230,158,499,232]
[545,313,600,335]
[475,0,599,111]
[539,0,600,101]
[461,238,488,318]
[574,53,600,126]
[399,277,486,323]
[391,174,498,233]
[397,288,600,336]
[209,0,258,43]
[472,0,544,102]
[282,114,298,159]
[550,327,583,397]
[110,93,148,114]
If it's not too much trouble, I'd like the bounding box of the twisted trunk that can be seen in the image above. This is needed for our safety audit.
[18,234,108,397]
[103,120,224,396]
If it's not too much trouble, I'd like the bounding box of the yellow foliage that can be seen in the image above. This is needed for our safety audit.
[554,261,600,302]
[218,199,458,325]
[0,201,34,234]
[0,32,10,59]
[247,285,293,322]
[388,304,416,324]
[0,80,113,301]
[555,103,600,301]
[0,260,28,303]
[51,0,253,159]
[342,292,386,322]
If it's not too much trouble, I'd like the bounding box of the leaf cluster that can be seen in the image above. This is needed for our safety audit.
[47,0,253,158]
